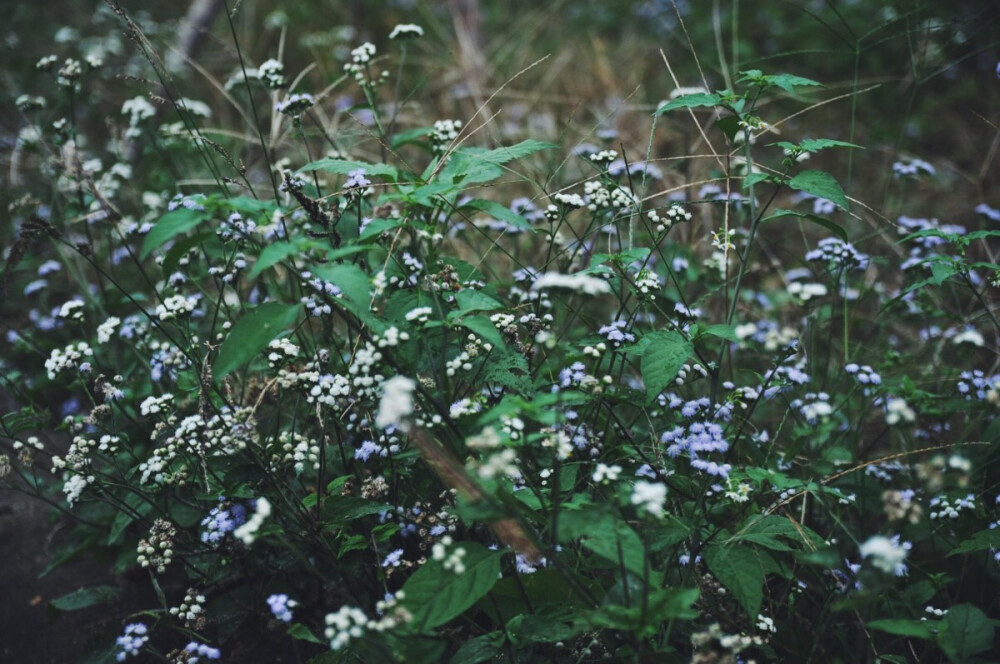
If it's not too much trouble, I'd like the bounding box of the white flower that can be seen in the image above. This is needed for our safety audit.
[233,497,271,545]
[389,24,424,40]
[376,376,416,429]
[859,534,910,575]
[531,272,611,295]
[631,480,667,517]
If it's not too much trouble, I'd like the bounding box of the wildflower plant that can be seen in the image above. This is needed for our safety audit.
[2,3,1000,663]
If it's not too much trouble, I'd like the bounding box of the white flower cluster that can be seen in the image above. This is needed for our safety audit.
[885,397,916,425]
[139,407,257,484]
[592,463,622,483]
[552,192,587,208]
[137,519,177,573]
[274,93,314,117]
[375,326,410,348]
[583,180,636,211]
[531,272,610,295]
[405,306,433,323]
[648,204,692,233]
[446,336,492,377]
[58,299,84,320]
[476,448,520,480]
[389,24,424,40]
[431,535,468,574]
[325,605,368,650]
[97,316,121,343]
[787,281,827,302]
[350,342,387,401]
[368,591,413,632]
[304,372,352,407]
[859,534,910,575]
[256,59,286,88]
[267,337,299,368]
[169,588,207,626]
[45,341,93,380]
[633,269,662,300]
[929,494,975,519]
[156,294,198,321]
[233,497,272,545]
[431,119,462,153]
[589,149,618,164]
[631,480,667,517]
[140,393,174,416]
[270,431,320,473]
[376,375,416,429]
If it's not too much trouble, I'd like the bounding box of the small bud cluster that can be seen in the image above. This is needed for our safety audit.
[431,535,468,574]
[137,518,177,573]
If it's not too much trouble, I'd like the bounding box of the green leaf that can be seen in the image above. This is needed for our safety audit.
[656,93,723,114]
[557,508,647,576]
[287,623,324,645]
[949,529,1000,556]
[360,216,408,241]
[391,126,434,150]
[743,172,772,190]
[508,613,587,645]
[401,542,502,631]
[703,541,765,618]
[50,585,123,611]
[697,324,740,342]
[247,242,297,279]
[455,314,505,348]
[161,232,213,276]
[1,407,49,436]
[449,632,505,664]
[310,263,371,308]
[453,290,504,315]
[641,330,693,403]
[762,208,848,242]
[869,619,938,640]
[298,159,399,180]
[214,303,301,380]
[786,170,850,212]
[773,138,864,154]
[322,496,390,523]
[470,139,557,166]
[939,604,997,663]
[481,351,533,395]
[140,208,211,260]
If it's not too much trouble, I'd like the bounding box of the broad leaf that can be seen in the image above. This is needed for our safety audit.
[50,585,123,611]
[762,208,848,242]
[298,158,399,180]
[949,529,1000,556]
[641,330,693,403]
[140,208,210,260]
[248,242,297,279]
[310,263,371,308]
[703,540,765,618]
[401,542,502,631]
[786,170,850,212]
[214,303,301,380]
[558,508,647,576]
[869,619,938,640]
[461,199,533,231]
[939,604,997,663]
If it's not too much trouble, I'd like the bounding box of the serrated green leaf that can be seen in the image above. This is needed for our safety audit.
[2,407,50,436]
[161,232,213,276]
[786,170,850,212]
[472,139,557,166]
[360,216,408,241]
[50,585,122,611]
[641,330,693,403]
[949,529,1000,556]
[698,324,740,342]
[939,604,997,662]
[743,172,772,190]
[214,302,301,380]
[140,208,210,260]
[703,541,764,618]
[401,542,502,631]
[762,209,848,242]
[656,93,723,114]
[391,126,434,150]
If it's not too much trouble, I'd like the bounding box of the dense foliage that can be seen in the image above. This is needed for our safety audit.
[2,1,999,662]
